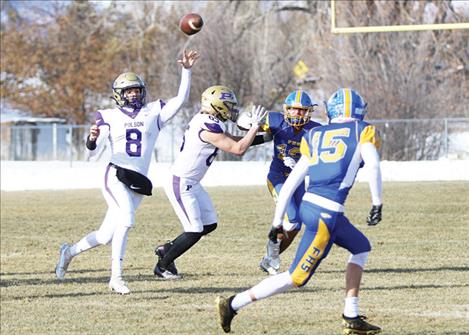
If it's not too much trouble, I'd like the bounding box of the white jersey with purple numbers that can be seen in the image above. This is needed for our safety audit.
[172,113,226,182]
[95,101,166,176]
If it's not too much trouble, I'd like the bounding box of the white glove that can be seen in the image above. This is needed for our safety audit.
[283,156,296,169]
[250,105,267,127]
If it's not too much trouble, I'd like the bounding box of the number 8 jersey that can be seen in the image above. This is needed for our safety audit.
[300,120,381,205]
[172,113,226,182]
[95,100,166,176]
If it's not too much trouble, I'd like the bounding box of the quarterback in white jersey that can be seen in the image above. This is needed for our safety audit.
[94,99,170,175]
[152,85,267,279]
[55,50,199,294]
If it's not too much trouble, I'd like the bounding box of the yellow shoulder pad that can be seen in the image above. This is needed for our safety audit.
[360,125,381,150]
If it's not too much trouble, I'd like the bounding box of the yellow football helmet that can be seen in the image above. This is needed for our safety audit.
[201,85,239,121]
[112,72,146,108]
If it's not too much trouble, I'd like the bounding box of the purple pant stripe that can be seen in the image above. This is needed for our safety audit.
[172,175,190,222]
[105,164,120,208]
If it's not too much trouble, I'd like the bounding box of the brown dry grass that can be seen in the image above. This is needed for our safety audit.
[1,182,468,334]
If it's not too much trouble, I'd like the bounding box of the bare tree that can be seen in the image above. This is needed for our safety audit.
[2,0,467,161]
[1,1,130,124]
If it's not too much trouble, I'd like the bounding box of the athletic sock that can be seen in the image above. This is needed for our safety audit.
[111,225,130,280]
[160,232,201,268]
[343,296,359,318]
[70,231,99,256]
[231,271,293,310]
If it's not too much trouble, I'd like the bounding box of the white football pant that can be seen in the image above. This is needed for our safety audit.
[164,175,217,233]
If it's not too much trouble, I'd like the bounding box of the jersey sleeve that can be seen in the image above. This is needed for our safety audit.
[202,114,226,134]
[360,125,381,150]
[95,111,105,127]
[159,68,191,125]
[204,122,224,134]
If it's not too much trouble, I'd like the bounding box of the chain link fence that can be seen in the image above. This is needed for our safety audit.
[1,118,468,163]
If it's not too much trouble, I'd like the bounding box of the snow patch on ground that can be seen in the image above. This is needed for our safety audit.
[1,160,468,191]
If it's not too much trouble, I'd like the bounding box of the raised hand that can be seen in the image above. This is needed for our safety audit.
[178,50,200,69]
[250,105,267,127]
[89,124,100,141]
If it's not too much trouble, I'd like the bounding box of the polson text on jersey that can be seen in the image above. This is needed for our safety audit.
[124,121,144,128]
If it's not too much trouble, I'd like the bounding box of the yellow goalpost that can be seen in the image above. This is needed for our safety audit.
[330,0,469,34]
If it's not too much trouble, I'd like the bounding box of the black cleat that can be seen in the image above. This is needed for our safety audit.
[342,314,381,335]
[153,262,181,280]
[216,295,237,333]
[154,244,178,275]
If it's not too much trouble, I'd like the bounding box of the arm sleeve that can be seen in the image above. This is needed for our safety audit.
[360,142,382,206]
[159,68,192,124]
[272,156,309,227]
[251,133,273,146]
[86,136,97,150]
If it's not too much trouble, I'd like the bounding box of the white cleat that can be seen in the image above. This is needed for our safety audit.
[109,277,131,295]
[55,243,72,280]
[259,256,279,275]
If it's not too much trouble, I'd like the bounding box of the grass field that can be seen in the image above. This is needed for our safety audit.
[1,182,469,335]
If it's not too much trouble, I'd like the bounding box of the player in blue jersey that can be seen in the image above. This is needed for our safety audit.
[251,90,321,275]
[217,88,383,334]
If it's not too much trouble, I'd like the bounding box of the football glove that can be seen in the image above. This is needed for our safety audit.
[367,204,382,226]
[250,105,267,127]
[268,226,284,243]
[283,157,296,169]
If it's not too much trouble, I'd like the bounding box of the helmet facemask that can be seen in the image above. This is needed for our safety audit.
[112,72,146,109]
[283,106,312,126]
[283,90,317,126]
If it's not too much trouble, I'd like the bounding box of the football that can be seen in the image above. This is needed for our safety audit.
[236,110,253,131]
[179,13,204,36]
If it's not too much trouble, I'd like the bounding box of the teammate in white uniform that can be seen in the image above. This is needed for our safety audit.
[152,85,267,279]
[55,50,199,294]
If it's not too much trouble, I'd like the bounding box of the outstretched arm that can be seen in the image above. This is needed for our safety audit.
[202,106,267,155]
[251,132,273,146]
[203,125,259,156]
[160,50,200,124]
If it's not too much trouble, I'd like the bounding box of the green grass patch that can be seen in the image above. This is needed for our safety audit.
[1,182,469,334]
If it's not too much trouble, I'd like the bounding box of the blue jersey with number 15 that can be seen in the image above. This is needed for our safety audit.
[300,120,380,205]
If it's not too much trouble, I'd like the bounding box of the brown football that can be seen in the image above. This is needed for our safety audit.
[179,13,204,36]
